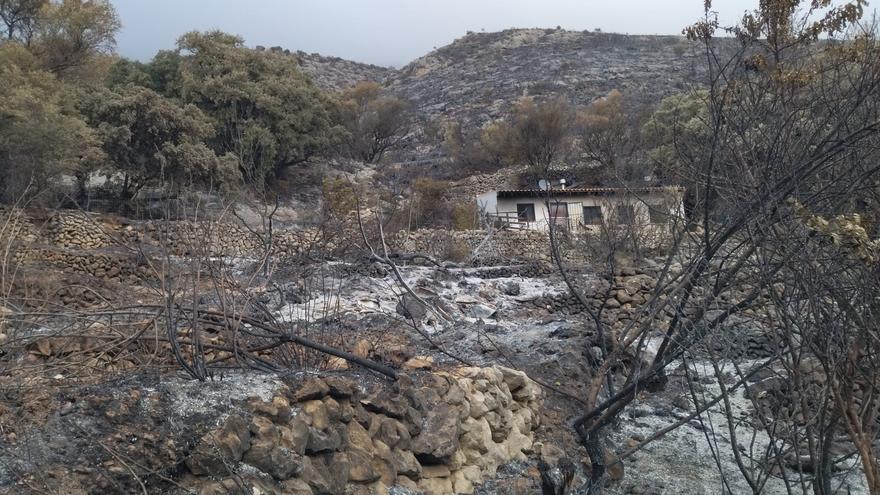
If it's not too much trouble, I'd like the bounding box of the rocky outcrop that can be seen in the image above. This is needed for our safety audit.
[183,366,541,495]
[295,51,393,92]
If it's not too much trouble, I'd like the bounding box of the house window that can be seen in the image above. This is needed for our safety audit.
[582,206,603,225]
[616,205,636,225]
[550,202,569,219]
[516,203,535,222]
[648,203,668,224]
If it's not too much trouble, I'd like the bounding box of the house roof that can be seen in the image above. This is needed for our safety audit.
[496,186,684,199]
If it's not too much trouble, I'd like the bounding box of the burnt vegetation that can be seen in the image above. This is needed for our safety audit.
[3,1,880,494]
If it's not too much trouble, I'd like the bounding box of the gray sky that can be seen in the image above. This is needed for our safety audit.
[111,0,765,67]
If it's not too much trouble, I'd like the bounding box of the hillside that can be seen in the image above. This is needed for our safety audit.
[387,28,706,129]
[295,50,394,92]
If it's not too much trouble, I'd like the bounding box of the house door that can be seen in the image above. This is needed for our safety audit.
[550,202,569,228]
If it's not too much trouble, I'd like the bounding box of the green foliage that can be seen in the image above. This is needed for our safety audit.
[176,30,340,185]
[0,0,45,42]
[641,91,709,183]
[79,85,233,199]
[31,0,120,77]
[105,57,152,88]
[0,42,100,201]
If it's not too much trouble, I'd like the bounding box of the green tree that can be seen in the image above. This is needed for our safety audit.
[641,90,709,183]
[0,42,100,202]
[31,0,120,77]
[338,81,411,163]
[177,31,339,185]
[147,49,182,98]
[105,57,152,88]
[0,0,45,42]
[79,84,233,200]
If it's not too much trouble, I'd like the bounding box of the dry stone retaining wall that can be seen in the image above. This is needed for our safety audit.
[186,366,542,495]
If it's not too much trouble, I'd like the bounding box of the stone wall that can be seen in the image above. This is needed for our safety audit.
[186,366,542,495]
[3,209,327,283]
[392,228,596,264]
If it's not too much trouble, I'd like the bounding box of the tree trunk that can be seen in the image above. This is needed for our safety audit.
[584,427,606,495]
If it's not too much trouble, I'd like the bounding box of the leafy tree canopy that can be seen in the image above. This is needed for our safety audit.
[78,84,235,199]
[176,30,341,185]
[0,42,100,201]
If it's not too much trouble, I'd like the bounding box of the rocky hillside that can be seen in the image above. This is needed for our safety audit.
[295,51,394,92]
[387,28,706,128]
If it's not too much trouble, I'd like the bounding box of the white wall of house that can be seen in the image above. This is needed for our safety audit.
[482,189,684,232]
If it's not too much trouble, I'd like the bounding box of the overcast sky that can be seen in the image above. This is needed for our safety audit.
[111,1,785,67]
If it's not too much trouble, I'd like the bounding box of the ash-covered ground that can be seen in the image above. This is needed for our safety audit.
[264,259,871,495]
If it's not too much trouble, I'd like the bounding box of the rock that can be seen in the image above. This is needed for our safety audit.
[451,470,475,494]
[306,426,342,454]
[411,403,461,464]
[371,440,399,485]
[469,304,498,320]
[301,453,350,495]
[280,478,314,495]
[454,294,479,304]
[243,445,303,480]
[403,356,434,370]
[323,376,357,399]
[421,464,451,478]
[391,448,422,479]
[186,415,251,476]
[346,419,375,455]
[279,417,310,455]
[302,400,330,429]
[370,416,412,450]
[348,449,380,483]
[361,393,408,419]
[501,282,521,296]
[395,475,422,492]
[248,395,292,423]
[616,290,635,304]
[418,477,454,495]
[294,379,330,402]
[498,367,528,392]
[396,294,428,320]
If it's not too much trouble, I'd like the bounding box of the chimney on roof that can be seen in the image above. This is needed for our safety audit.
[559,179,566,190]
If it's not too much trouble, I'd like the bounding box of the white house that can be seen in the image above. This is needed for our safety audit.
[476,186,685,232]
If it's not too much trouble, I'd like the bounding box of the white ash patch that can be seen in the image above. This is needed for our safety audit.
[610,358,870,495]
[143,371,283,428]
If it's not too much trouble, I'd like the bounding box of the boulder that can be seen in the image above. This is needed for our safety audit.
[418,477,454,495]
[306,426,342,454]
[280,478,314,495]
[403,356,434,370]
[396,294,428,320]
[186,415,251,476]
[411,403,461,464]
[293,379,330,402]
[302,400,330,429]
[391,448,422,479]
[278,417,310,455]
